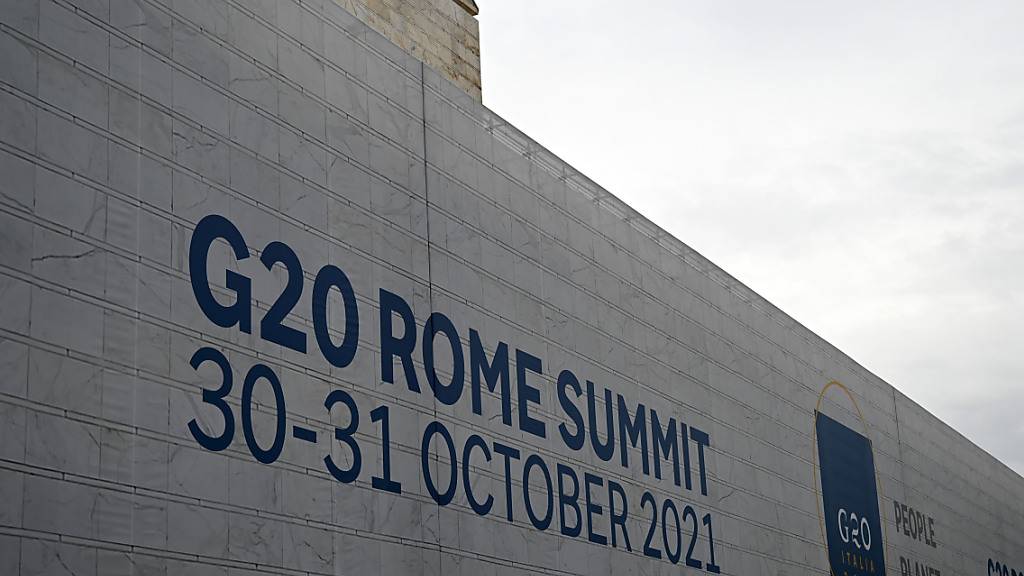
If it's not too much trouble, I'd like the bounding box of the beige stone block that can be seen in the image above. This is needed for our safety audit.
[339,0,480,101]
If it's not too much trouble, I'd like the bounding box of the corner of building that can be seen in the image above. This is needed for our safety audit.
[339,0,482,101]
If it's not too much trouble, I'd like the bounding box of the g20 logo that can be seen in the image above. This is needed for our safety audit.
[837,508,872,551]
[814,384,886,576]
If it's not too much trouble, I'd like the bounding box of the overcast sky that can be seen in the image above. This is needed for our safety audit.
[478,1,1024,475]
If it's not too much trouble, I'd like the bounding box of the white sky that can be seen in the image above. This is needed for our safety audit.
[478,0,1024,475]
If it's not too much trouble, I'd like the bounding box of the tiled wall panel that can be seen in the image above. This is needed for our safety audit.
[0,1,1021,575]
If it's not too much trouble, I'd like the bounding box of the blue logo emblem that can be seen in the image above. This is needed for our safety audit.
[816,411,886,576]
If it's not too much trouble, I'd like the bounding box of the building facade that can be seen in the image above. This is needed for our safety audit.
[0,0,1020,575]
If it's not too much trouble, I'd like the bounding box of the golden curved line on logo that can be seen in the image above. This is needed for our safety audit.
[812,379,889,576]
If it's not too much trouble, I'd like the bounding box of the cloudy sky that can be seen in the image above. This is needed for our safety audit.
[478,1,1024,474]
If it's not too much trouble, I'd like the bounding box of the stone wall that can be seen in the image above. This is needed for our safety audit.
[0,1,1021,575]
[338,0,481,100]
